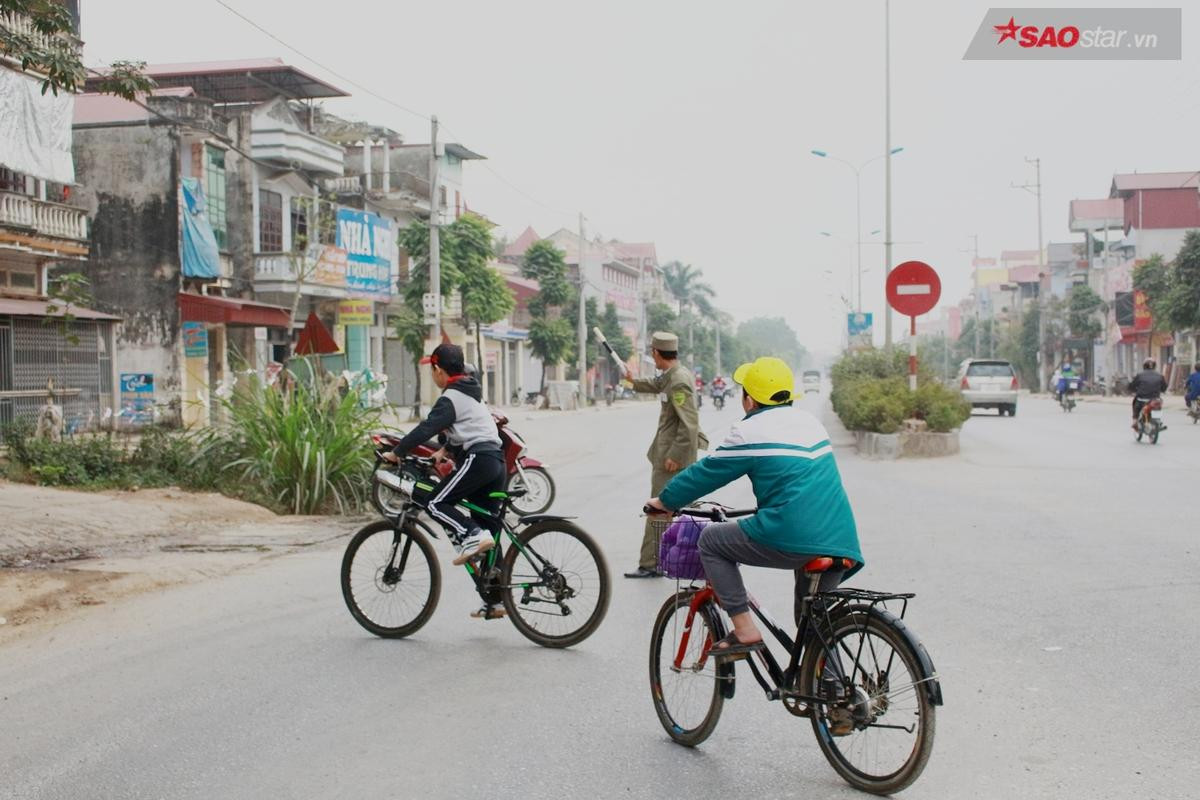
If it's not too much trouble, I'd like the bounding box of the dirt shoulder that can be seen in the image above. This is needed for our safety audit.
[0,480,364,644]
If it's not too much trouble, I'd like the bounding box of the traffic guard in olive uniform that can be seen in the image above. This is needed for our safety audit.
[621,331,705,577]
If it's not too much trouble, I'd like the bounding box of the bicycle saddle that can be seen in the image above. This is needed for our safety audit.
[803,557,856,573]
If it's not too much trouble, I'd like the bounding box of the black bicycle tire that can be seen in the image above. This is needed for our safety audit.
[799,607,936,795]
[340,519,441,638]
[648,591,725,747]
[499,520,610,648]
[507,467,557,516]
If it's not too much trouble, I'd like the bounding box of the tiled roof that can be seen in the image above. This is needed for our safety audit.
[1111,171,1200,193]
[503,226,541,258]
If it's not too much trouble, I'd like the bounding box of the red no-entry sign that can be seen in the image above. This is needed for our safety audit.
[886,260,942,318]
[885,260,942,391]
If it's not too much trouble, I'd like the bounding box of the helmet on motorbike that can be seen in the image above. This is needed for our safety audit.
[1144,358,1157,370]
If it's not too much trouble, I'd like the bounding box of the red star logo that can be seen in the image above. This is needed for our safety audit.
[994,16,1019,44]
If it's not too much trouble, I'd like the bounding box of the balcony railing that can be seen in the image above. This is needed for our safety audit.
[0,191,87,241]
[0,11,82,64]
[252,127,344,177]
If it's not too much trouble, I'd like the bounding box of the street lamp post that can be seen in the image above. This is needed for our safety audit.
[812,149,902,314]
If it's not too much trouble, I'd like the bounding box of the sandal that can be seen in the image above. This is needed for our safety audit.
[707,632,764,660]
[470,604,507,620]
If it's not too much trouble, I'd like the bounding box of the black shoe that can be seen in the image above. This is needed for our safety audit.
[624,566,660,579]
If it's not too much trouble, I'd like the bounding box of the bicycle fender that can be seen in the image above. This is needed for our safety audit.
[868,607,943,707]
[516,513,576,525]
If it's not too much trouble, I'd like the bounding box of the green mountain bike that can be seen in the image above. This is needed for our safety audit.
[341,455,609,648]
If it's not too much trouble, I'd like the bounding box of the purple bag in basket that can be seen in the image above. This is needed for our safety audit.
[659,516,707,580]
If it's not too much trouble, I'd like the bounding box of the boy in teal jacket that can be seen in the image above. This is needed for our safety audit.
[646,357,862,657]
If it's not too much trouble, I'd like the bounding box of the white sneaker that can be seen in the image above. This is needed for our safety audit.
[452,531,495,566]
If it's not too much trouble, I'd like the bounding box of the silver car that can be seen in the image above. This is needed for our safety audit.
[957,359,1018,416]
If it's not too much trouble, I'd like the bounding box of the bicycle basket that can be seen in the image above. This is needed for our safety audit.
[652,515,708,580]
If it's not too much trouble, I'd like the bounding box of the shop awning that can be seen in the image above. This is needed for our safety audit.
[178,292,291,328]
[0,297,120,320]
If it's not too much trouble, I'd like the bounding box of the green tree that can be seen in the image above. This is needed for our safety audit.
[662,261,715,362]
[521,240,572,315]
[1133,254,1171,332]
[599,301,632,361]
[521,240,573,388]
[563,295,599,375]
[1162,231,1200,331]
[528,318,574,390]
[453,215,515,380]
[1068,284,1105,341]
[736,316,806,369]
[646,302,677,337]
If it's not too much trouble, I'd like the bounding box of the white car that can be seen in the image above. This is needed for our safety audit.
[802,370,822,394]
[957,359,1018,416]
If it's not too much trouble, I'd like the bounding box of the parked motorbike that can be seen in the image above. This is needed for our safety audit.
[1134,397,1165,444]
[370,413,556,516]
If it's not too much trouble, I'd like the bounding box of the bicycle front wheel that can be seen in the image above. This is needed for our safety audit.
[649,591,725,747]
[499,520,610,648]
[341,519,441,638]
[799,607,936,795]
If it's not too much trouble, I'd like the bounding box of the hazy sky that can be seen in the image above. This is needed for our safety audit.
[82,1,1200,354]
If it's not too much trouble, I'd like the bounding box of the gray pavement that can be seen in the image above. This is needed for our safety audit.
[1,392,1197,799]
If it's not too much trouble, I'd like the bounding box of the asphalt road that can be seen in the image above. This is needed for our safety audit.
[2,391,1197,799]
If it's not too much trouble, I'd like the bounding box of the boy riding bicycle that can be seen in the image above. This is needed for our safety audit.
[382,343,507,619]
[645,357,863,657]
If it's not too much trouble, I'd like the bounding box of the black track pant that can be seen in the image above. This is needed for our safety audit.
[427,449,505,543]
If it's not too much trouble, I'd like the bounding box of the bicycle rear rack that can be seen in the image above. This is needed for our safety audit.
[818,587,916,620]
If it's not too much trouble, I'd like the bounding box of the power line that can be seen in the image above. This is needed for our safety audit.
[211,0,429,124]
[211,0,576,223]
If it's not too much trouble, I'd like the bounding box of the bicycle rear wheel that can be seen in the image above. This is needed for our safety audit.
[341,519,441,638]
[799,607,936,795]
[499,520,610,648]
[648,591,725,747]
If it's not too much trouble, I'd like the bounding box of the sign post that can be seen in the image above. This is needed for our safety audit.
[885,260,942,391]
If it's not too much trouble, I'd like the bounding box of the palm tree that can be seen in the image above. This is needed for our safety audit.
[662,261,716,366]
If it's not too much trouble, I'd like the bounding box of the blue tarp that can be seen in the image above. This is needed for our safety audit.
[181,177,220,279]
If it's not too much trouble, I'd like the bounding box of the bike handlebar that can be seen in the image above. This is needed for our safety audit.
[642,505,756,521]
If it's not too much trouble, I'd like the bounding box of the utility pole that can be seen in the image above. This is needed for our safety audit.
[429,115,441,341]
[577,213,588,405]
[971,234,980,359]
[1013,157,1044,390]
[883,0,895,348]
[715,321,722,376]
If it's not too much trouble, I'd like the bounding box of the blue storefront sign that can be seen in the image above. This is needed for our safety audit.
[119,373,155,425]
[182,321,209,358]
[847,312,873,348]
[336,208,393,299]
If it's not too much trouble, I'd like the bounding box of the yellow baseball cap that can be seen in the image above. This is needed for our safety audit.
[733,357,794,405]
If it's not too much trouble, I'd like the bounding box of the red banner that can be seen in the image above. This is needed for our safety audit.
[1133,290,1152,331]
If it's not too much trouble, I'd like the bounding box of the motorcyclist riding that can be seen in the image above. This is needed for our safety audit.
[1129,358,1168,431]
[1055,362,1078,403]
[1186,364,1200,410]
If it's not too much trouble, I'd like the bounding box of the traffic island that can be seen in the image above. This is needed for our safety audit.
[853,427,960,460]
[852,418,961,459]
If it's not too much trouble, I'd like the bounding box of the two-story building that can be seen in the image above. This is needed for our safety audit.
[0,6,119,427]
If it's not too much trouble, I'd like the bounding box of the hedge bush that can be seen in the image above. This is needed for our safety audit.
[830,349,969,434]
